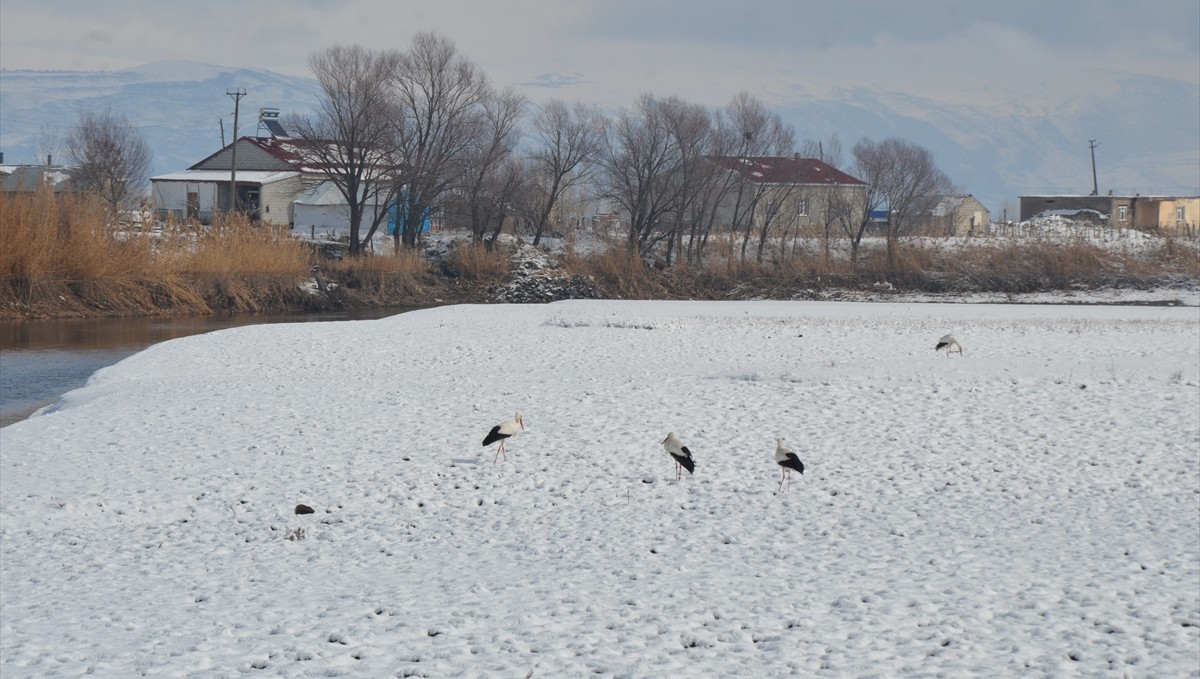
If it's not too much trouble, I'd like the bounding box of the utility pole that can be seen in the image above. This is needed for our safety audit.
[1088,139,1099,196]
[219,118,225,147]
[227,88,246,213]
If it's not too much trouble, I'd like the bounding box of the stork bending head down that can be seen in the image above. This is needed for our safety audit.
[662,432,696,480]
[936,334,963,357]
[483,412,524,462]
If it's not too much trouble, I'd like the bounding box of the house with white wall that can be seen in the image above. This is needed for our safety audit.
[151,132,351,228]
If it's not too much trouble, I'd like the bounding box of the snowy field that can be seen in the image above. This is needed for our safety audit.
[1,300,1198,678]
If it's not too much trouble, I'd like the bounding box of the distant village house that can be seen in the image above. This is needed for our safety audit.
[1020,194,1198,235]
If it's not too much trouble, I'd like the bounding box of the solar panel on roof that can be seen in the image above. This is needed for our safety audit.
[263,119,289,138]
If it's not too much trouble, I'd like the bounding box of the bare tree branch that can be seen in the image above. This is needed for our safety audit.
[390,32,491,250]
[65,110,152,220]
[457,87,526,243]
[853,137,952,268]
[290,44,402,257]
[526,99,605,247]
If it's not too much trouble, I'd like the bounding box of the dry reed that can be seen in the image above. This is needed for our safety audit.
[445,242,512,281]
[1,189,316,317]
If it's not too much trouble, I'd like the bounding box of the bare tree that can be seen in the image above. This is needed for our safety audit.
[35,125,64,167]
[484,157,529,246]
[390,32,491,250]
[707,93,796,261]
[65,110,152,219]
[797,133,843,168]
[595,94,725,256]
[525,99,605,247]
[290,45,402,257]
[595,94,683,252]
[657,97,715,265]
[797,133,847,261]
[852,137,952,268]
[458,87,526,243]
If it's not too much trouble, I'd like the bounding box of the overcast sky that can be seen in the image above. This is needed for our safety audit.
[1,0,1197,107]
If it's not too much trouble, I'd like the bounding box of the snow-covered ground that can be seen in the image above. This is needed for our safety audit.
[2,300,1198,678]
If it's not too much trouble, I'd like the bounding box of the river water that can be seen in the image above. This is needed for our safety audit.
[0,308,413,428]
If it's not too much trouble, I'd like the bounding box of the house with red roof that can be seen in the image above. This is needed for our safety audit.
[151,133,394,233]
[705,155,868,238]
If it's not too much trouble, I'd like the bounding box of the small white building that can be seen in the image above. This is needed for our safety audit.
[292,181,398,238]
[928,194,989,236]
[151,169,301,226]
[294,181,351,236]
[151,130,399,231]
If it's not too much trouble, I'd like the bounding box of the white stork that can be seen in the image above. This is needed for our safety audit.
[661,432,696,480]
[482,412,524,462]
[935,333,963,357]
[774,438,805,492]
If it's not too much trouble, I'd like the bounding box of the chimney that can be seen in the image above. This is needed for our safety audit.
[47,154,52,166]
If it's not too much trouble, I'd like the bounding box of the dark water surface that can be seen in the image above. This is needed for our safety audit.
[0,308,413,428]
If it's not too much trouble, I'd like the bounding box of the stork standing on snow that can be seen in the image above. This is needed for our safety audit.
[774,438,805,492]
[662,432,696,480]
[936,334,963,357]
[483,412,524,462]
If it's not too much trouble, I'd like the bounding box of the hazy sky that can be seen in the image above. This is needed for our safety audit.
[1,0,1197,107]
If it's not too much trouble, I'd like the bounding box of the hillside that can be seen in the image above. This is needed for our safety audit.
[1,60,1197,213]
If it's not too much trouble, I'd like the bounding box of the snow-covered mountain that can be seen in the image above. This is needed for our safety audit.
[0,61,321,181]
[776,75,1200,214]
[1,60,1196,213]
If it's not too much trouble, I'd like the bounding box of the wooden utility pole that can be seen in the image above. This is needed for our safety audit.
[1088,139,1099,196]
[227,88,246,213]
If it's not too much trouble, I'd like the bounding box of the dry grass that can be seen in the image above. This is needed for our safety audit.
[562,247,665,298]
[3,186,1195,319]
[926,240,1197,292]
[1,189,317,317]
[444,242,512,282]
[178,213,311,276]
[565,235,1198,299]
[325,248,429,300]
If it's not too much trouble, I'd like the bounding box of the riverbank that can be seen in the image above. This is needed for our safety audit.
[9,235,1200,321]
[0,307,414,428]
[5,247,1198,320]
[4,188,1198,320]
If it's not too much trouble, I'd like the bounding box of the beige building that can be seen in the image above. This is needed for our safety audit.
[706,155,868,238]
[927,194,990,236]
[1127,196,1198,236]
[1020,194,1199,235]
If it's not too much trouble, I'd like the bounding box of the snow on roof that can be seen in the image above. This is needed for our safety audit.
[931,195,974,216]
[0,166,74,191]
[294,180,349,206]
[707,155,866,186]
[151,170,299,184]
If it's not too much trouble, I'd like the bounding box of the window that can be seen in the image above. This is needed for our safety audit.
[1177,206,1187,224]
[796,198,810,217]
[1117,205,1128,222]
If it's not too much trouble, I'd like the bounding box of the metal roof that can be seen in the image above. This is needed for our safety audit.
[707,156,866,186]
[151,170,300,184]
